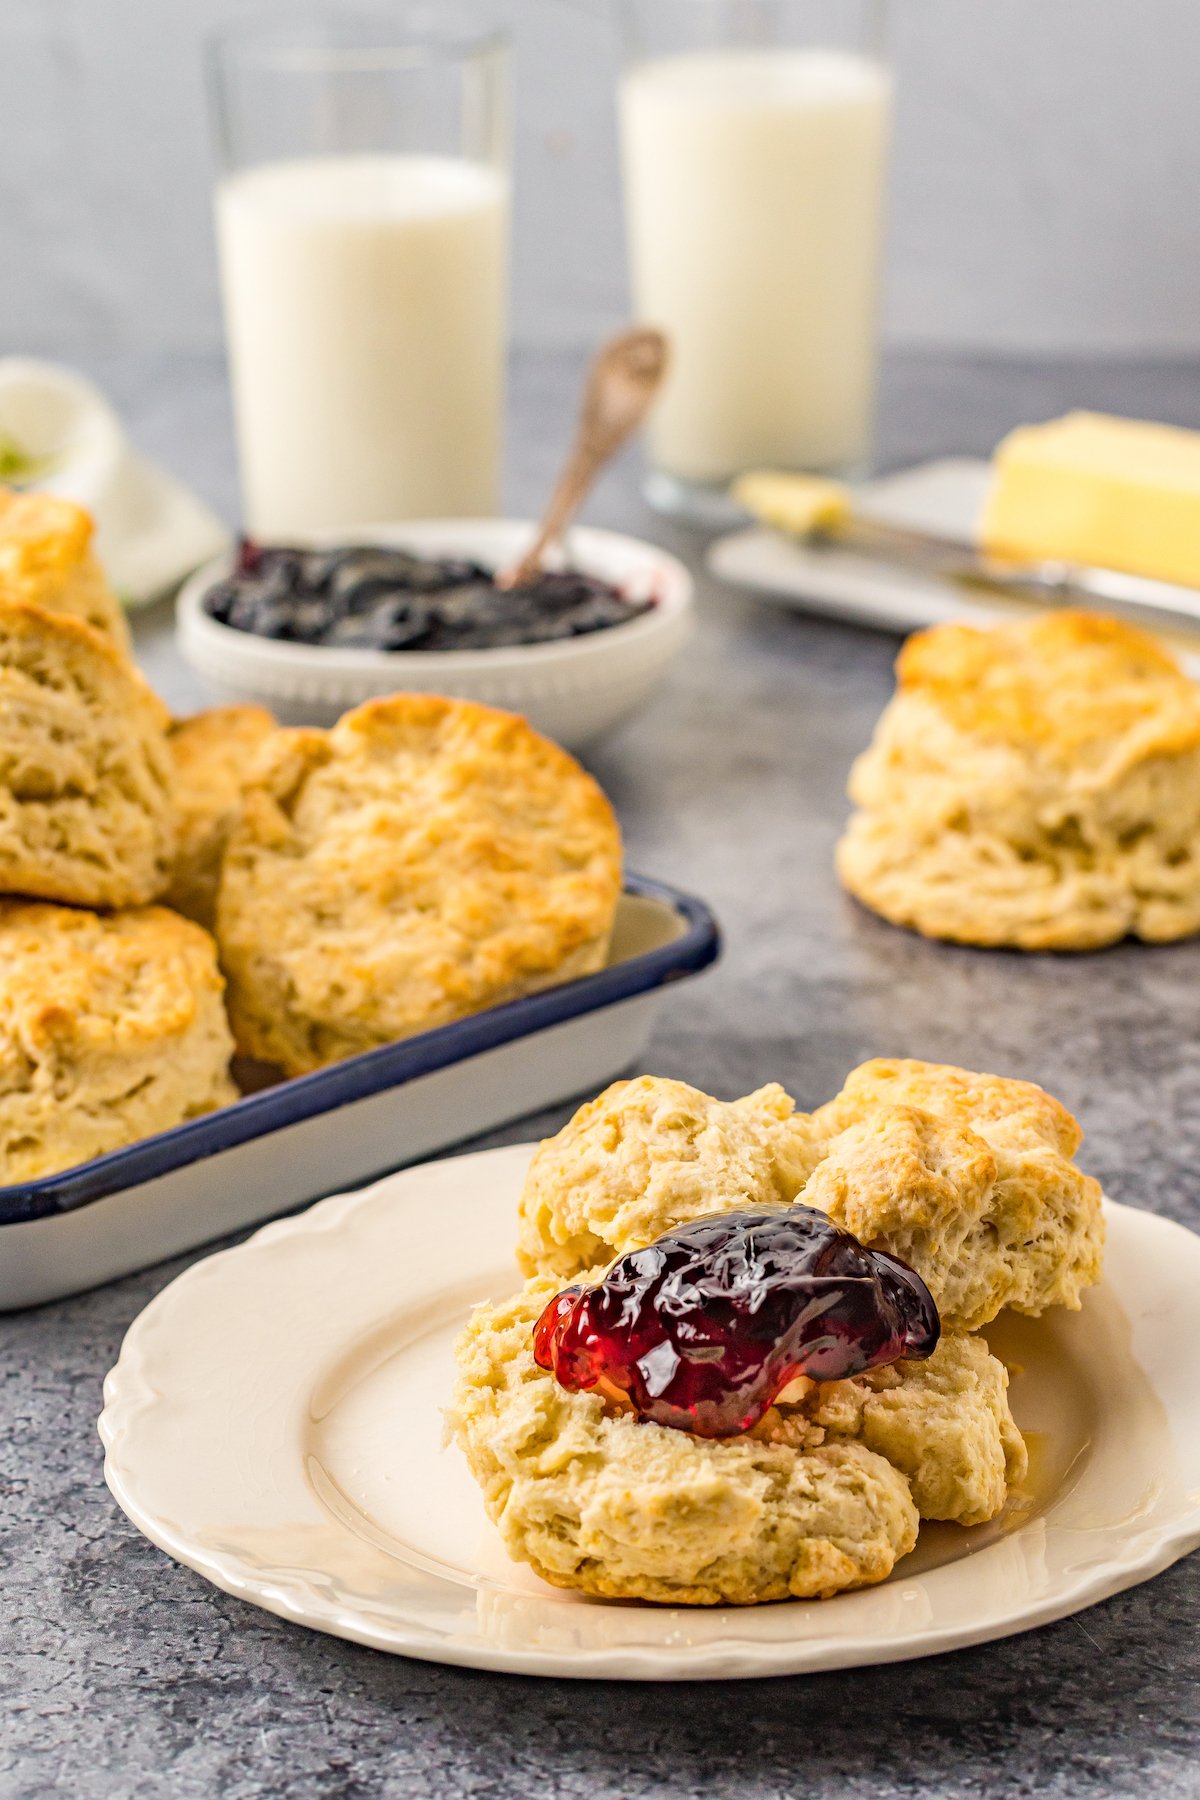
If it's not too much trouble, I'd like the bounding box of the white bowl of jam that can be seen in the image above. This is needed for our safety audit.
[176,519,693,748]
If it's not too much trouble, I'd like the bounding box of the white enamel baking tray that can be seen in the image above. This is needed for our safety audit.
[0,876,718,1311]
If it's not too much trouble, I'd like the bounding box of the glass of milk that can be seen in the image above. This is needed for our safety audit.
[618,0,891,522]
[208,12,509,536]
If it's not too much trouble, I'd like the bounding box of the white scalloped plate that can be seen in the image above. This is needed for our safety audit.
[100,1146,1200,1680]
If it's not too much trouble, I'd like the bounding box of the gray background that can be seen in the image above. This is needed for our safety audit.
[6,8,1200,1794]
[5,0,1200,360]
[5,345,1200,1798]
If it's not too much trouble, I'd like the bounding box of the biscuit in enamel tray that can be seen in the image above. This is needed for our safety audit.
[165,704,277,928]
[0,598,176,909]
[216,693,623,1076]
[0,900,236,1182]
[0,488,131,652]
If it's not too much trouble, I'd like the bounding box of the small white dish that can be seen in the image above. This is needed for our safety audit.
[177,519,694,747]
[101,1160,1200,1681]
[709,457,1200,671]
[0,357,230,603]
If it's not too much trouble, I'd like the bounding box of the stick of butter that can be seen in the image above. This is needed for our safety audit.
[981,411,1200,589]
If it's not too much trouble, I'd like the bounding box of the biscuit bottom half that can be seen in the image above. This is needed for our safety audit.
[448,1275,1027,1607]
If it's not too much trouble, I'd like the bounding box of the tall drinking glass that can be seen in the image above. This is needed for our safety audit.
[617,0,890,522]
[208,10,509,536]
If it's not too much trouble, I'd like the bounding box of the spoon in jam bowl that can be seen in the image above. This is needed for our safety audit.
[497,325,669,590]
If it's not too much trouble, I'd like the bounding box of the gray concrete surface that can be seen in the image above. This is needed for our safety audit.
[3,347,1200,1797]
[5,0,1200,358]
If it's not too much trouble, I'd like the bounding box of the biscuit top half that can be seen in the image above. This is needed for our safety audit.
[517,1058,1104,1332]
[896,611,1200,764]
[229,693,621,891]
[0,595,168,733]
[0,488,92,579]
[0,488,130,650]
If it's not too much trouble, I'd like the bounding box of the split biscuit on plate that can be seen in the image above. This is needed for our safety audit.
[837,610,1200,950]
[0,487,130,652]
[165,704,277,928]
[216,694,623,1076]
[448,1278,1025,1603]
[0,598,176,907]
[0,900,236,1183]
[515,1060,1103,1332]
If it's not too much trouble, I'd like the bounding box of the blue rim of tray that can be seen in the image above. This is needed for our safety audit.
[0,873,719,1227]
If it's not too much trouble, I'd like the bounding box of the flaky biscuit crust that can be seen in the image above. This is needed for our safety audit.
[0,900,236,1182]
[821,1332,1028,1528]
[837,611,1200,949]
[216,694,622,1075]
[517,1061,1104,1331]
[0,488,130,652]
[0,599,175,907]
[165,705,277,927]
[516,1075,826,1278]
[448,1274,923,1604]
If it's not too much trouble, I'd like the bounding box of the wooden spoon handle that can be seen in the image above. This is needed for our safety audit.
[499,327,668,589]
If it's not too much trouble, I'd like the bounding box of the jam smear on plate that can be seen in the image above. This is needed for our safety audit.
[202,539,655,652]
[533,1204,940,1438]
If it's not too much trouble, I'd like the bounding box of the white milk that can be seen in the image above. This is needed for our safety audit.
[620,49,891,485]
[216,155,508,535]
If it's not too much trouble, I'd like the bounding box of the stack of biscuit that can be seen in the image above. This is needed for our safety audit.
[0,491,240,1183]
[449,1058,1104,1604]
[0,491,624,1186]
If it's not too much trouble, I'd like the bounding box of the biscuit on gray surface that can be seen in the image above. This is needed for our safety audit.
[837,611,1200,950]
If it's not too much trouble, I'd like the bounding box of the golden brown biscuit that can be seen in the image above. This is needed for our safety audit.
[0,488,130,652]
[0,599,175,907]
[0,900,236,1182]
[516,1075,825,1278]
[807,1059,1104,1330]
[165,705,277,927]
[216,694,623,1075]
[837,611,1200,949]
[448,1273,921,1604]
[517,1062,1103,1332]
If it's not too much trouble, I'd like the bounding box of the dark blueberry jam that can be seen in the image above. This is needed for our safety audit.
[533,1204,940,1438]
[202,539,655,652]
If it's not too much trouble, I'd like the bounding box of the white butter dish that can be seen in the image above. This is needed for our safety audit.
[709,456,1200,671]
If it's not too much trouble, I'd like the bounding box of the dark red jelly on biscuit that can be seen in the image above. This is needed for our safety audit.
[532,1204,940,1438]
